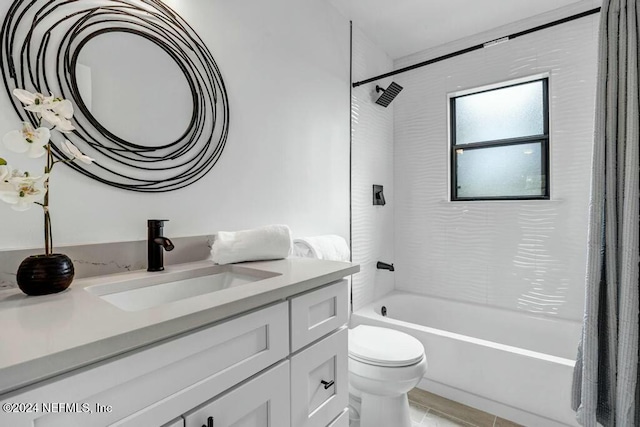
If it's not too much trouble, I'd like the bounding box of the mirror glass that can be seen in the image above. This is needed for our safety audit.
[76,31,193,147]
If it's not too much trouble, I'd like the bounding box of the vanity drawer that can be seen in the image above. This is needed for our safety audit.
[291,327,348,427]
[184,361,290,427]
[290,280,348,352]
[162,418,184,427]
[0,302,288,427]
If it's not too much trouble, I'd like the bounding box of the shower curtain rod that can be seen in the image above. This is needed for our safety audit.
[352,7,601,88]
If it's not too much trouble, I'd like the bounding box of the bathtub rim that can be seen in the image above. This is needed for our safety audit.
[353,290,577,367]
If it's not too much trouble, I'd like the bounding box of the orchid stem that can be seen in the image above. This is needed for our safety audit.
[47,210,53,254]
[44,142,52,255]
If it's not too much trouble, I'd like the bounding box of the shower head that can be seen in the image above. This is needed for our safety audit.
[375,82,403,107]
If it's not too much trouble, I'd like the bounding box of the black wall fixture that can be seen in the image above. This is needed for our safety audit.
[373,185,385,206]
[0,0,230,192]
[375,82,403,107]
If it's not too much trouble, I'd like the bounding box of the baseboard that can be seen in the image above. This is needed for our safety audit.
[416,378,578,427]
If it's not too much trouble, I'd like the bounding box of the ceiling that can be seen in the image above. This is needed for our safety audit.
[328,0,600,59]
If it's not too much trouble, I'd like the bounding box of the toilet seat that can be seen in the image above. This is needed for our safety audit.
[349,325,424,367]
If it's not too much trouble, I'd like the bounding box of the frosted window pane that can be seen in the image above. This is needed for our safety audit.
[455,81,544,144]
[456,143,545,198]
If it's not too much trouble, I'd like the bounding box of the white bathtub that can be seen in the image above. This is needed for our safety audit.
[351,291,582,426]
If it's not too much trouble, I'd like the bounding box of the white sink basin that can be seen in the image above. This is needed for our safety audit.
[85,265,280,312]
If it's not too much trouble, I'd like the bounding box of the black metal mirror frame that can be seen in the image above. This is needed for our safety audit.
[1,0,230,192]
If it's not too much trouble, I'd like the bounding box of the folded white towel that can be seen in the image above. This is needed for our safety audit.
[211,225,292,265]
[293,235,350,262]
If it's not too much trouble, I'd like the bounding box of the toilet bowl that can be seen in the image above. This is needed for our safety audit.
[348,325,427,427]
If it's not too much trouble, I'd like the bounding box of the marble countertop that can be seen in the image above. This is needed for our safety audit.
[0,258,359,396]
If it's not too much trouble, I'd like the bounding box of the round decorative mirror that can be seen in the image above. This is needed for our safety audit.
[1,0,230,192]
[74,30,195,148]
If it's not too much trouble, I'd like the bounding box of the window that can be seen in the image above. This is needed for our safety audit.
[450,77,549,201]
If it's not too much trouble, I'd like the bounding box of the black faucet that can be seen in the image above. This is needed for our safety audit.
[148,219,175,272]
[376,261,395,272]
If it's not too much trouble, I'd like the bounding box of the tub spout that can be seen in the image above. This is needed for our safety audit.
[376,261,394,272]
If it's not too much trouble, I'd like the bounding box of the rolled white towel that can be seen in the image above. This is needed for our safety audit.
[211,224,292,265]
[293,235,350,262]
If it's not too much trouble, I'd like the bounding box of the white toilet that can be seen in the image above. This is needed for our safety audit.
[348,325,427,427]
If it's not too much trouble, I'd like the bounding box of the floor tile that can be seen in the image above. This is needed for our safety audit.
[421,409,473,426]
[494,417,524,427]
[409,400,428,424]
[409,389,496,427]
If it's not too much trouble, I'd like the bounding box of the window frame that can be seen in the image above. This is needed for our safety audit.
[449,77,550,202]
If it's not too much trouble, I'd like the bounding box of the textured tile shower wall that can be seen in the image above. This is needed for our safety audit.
[393,11,599,321]
[351,26,395,311]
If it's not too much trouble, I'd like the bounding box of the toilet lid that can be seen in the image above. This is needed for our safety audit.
[349,325,424,367]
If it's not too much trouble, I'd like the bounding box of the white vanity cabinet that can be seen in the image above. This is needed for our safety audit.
[0,279,350,427]
[289,280,349,427]
[184,361,290,427]
[181,279,349,427]
[291,328,348,427]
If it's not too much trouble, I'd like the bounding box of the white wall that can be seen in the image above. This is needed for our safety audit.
[0,0,350,250]
[351,25,395,311]
[393,5,599,321]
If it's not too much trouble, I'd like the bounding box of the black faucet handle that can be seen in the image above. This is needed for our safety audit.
[148,220,172,272]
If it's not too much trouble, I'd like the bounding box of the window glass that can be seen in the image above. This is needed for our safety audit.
[450,77,549,201]
[455,142,545,198]
[455,80,544,145]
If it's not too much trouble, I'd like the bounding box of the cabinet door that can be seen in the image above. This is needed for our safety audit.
[162,418,184,427]
[291,328,348,427]
[184,361,290,427]
[327,409,349,427]
[290,280,348,352]
[1,302,288,427]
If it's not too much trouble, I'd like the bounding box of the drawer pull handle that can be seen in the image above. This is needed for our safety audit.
[202,416,214,427]
[321,379,335,389]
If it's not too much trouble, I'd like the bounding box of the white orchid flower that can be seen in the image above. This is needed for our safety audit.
[61,140,94,164]
[13,89,55,114]
[51,99,74,119]
[2,122,51,158]
[41,109,75,133]
[0,180,14,205]
[0,165,14,199]
[0,164,11,182]
[13,89,75,132]
[0,172,48,211]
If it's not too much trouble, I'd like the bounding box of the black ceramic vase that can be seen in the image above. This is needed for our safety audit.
[16,254,75,296]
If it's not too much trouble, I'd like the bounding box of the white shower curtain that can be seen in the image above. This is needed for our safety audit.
[571,0,640,426]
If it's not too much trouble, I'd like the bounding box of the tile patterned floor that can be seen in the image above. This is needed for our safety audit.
[408,389,523,427]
